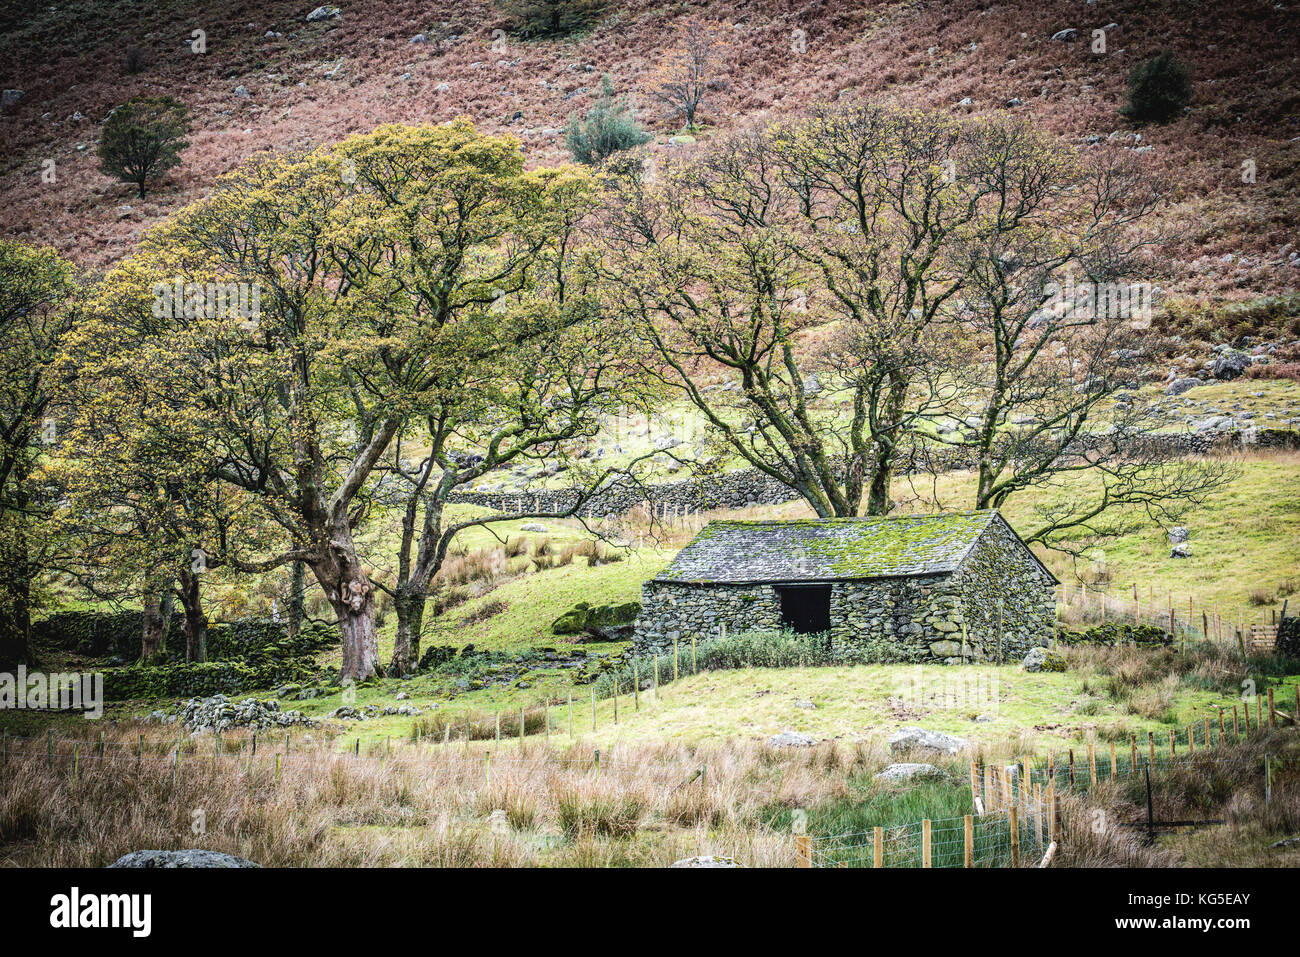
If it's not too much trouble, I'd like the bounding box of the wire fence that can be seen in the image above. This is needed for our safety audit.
[804,694,1299,868]
[1057,578,1284,652]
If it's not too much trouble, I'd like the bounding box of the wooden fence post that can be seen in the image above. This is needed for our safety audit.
[921,819,932,868]
[873,827,884,868]
[1148,731,1156,766]
[1088,741,1097,787]
[1169,728,1176,759]
[1130,735,1137,773]
[964,815,974,868]
[796,834,812,868]
[1268,688,1276,728]
[1009,808,1020,867]
[1047,780,1057,843]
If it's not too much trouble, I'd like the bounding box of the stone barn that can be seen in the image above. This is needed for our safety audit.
[634,510,1058,664]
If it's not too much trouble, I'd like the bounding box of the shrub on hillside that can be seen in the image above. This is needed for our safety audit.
[97,95,190,197]
[1121,52,1192,123]
[566,76,651,165]
[499,0,604,38]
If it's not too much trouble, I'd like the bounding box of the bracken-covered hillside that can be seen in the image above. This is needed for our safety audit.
[1,0,1297,300]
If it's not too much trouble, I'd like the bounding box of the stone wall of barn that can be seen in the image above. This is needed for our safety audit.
[827,575,966,663]
[634,581,782,656]
[634,526,1055,663]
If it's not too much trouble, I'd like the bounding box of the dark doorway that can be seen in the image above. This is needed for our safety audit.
[776,584,832,634]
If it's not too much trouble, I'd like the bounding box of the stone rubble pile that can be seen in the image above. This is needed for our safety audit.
[147,694,320,732]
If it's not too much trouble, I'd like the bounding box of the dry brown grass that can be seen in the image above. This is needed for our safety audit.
[6,731,928,866]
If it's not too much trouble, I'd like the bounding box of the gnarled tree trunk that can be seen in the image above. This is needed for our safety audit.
[141,591,165,663]
[390,590,427,676]
[313,522,382,681]
[177,567,207,663]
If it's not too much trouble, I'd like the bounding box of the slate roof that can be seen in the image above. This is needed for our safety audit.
[654,510,1045,584]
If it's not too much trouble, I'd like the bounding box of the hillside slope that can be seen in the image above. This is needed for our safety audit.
[1,0,1297,301]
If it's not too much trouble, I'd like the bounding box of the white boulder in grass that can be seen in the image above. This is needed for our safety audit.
[875,763,942,782]
[888,726,968,756]
[767,729,816,748]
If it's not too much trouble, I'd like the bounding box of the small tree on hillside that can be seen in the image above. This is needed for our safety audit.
[647,16,730,131]
[97,96,190,198]
[1121,52,1192,123]
[566,76,651,165]
[500,0,604,38]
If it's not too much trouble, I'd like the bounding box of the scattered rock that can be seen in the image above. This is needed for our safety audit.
[109,849,260,868]
[670,855,742,867]
[767,729,816,748]
[519,522,548,532]
[888,726,968,756]
[234,85,250,98]
[1,89,24,108]
[115,205,133,219]
[1170,543,1191,559]
[1168,526,1189,544]
[306,5,341,22]
[1051,28,1078,41]
[794,699,816,709]
[875,762,942,782]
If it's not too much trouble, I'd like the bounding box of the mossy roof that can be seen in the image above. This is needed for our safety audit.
[655,510,1012,584]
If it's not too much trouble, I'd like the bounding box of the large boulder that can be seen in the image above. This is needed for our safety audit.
[1164,378,1201,397]
[109,850,259,868]
[875,763,942,782]
[767,730,816,748]
[1211,352,1249,380]
[1021,647,1066,673]
[888,727,968,756]
[550,601,640,639]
